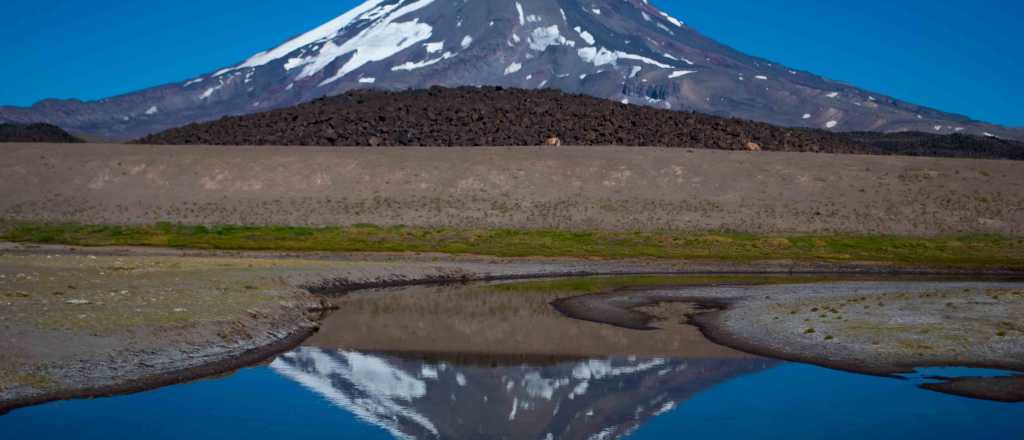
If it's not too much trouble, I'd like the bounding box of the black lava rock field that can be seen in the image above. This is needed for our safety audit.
[138,87,1024,160]
[0,123,82,143]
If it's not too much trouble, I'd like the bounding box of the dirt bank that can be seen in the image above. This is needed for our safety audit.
[3,143,1023,236]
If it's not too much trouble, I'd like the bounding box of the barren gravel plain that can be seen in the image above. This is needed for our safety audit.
[2,143,1023,235]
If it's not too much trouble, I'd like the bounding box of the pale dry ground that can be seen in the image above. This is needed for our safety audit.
[554,281,1024,401]
[2,144,1023,235]
[633,282,1024,375]
[0,253,326,411]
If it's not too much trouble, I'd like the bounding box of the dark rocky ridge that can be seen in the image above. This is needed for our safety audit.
[0,123,82,143]
[138,87,1024,160]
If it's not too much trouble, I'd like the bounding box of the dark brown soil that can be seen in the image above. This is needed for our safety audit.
[0,123,82,143]
[137,87,1024,160]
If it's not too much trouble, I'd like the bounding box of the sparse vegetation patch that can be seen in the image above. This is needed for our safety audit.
[3,222,1022,270]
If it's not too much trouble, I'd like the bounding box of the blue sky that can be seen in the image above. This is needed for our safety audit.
[1,0,1021,126]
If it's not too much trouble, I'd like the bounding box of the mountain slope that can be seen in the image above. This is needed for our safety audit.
[2,0,1021,141]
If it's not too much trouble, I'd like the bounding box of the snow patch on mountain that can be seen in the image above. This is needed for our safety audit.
[663,53,694,65]
[392,51,456,71]
[529,25,574,51]
[574,26,596,45]
[215,0,440,86]
[578,47,670,69]
[314,0,438,86]
[284,57,309,71]
[505,62,523,75]
[222,0,394,74]
[424,41,444,53]
[200,84,221,100]
[660,12,684,27]
[653,401,677,416]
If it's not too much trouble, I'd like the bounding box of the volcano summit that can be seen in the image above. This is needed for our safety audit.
[1,0,1020,141]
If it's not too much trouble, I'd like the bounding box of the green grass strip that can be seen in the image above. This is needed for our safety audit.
[1,222,1022,270]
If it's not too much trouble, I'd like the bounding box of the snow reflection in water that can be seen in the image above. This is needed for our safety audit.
[269,347,775,440]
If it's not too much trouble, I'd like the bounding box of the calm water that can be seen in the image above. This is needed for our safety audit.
[3,279,1023,439]
[2,348,1021,439]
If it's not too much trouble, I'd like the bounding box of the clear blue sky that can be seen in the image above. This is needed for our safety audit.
[1,0,1021,126]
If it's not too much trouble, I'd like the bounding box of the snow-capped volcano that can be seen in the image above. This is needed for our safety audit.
[1,0,1020,141]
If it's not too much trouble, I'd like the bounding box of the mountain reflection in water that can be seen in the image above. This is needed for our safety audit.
[269,348,775,440]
